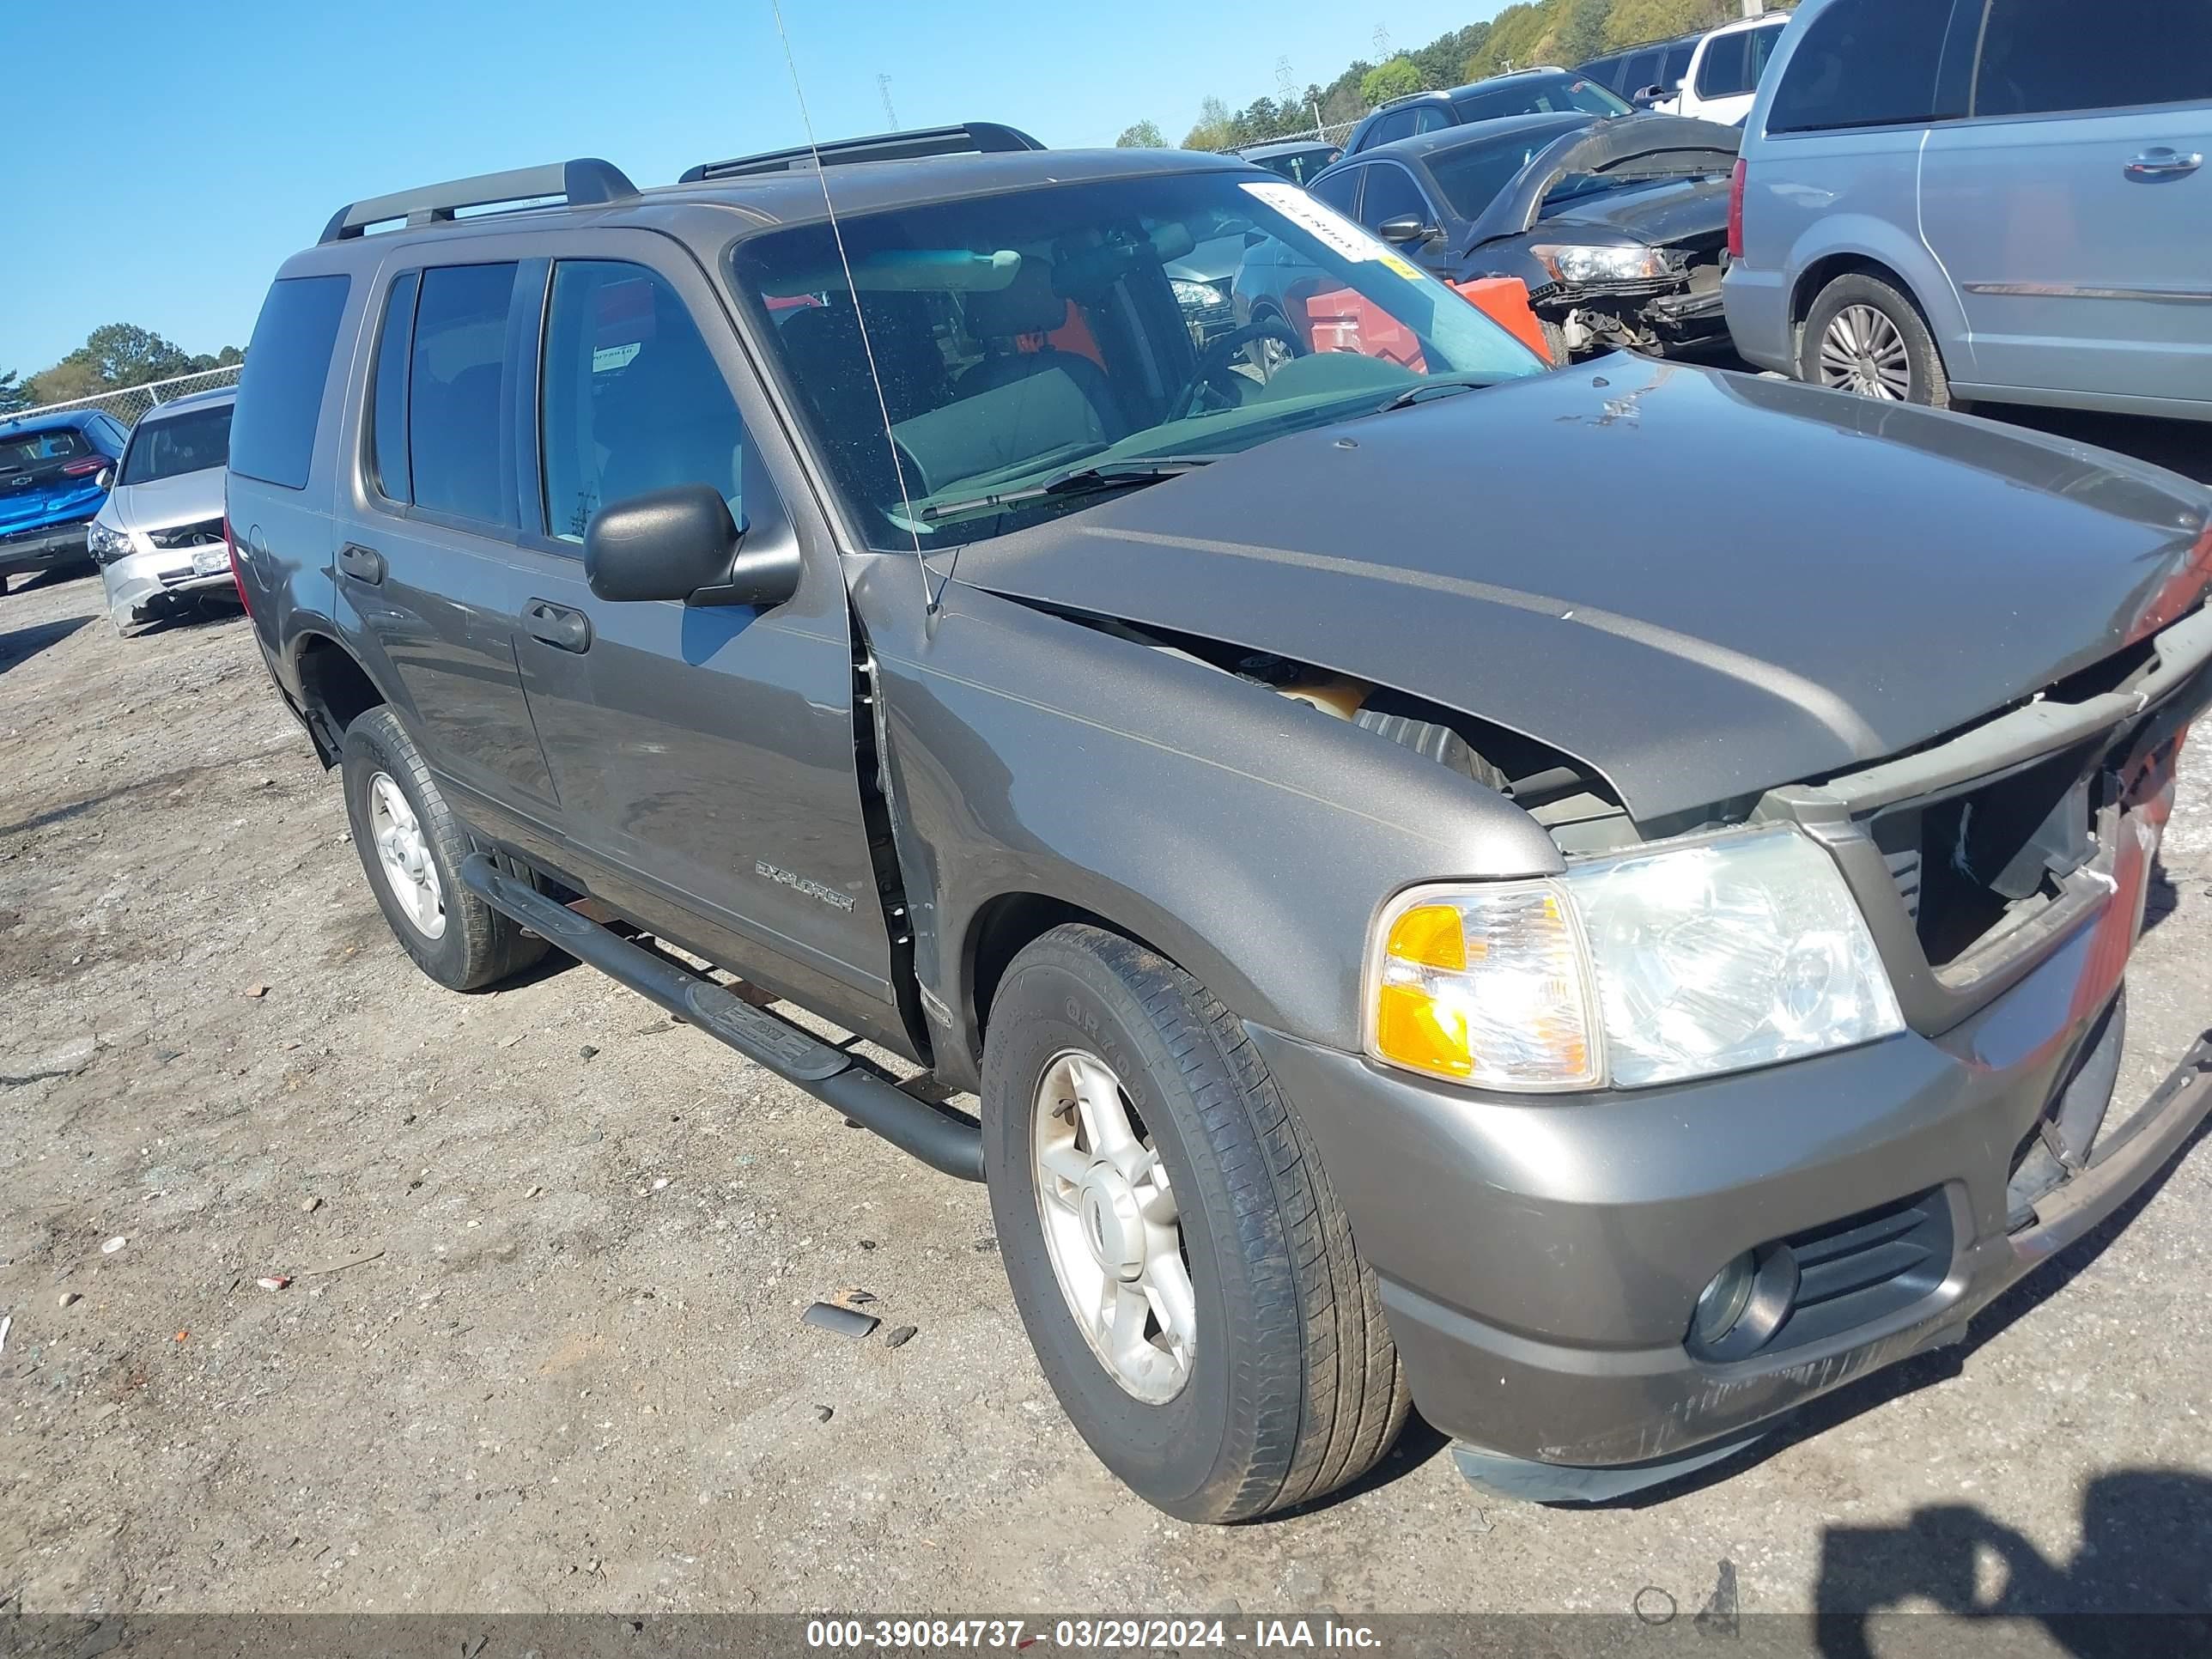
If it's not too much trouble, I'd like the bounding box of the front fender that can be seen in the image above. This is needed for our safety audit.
[851,556,1565,1087]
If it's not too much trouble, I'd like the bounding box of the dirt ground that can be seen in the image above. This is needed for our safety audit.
[3,404,2210,1631]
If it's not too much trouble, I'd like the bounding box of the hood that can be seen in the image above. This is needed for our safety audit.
[948,358,2212,825]
[1462,113,1740,251]
[107,464,226,534]
[1510,173,1732,250]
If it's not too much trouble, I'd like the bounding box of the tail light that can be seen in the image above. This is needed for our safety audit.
[224,514,253,617]
[61,457,107,477]
[1727,159,1747,263]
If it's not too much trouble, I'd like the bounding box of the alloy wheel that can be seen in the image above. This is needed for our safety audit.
[1818,304,1912,401]
[367,771,446,939]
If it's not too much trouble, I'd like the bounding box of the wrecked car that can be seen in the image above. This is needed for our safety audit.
[1282,111,1742,361]
[230,126,2212,1522]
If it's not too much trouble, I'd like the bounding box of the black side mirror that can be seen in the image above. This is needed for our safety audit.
[1632,84,1665,108]
[584,483,801,609]
[1376,215,1438,246]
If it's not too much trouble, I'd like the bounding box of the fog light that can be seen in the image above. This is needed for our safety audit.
[1692,1251,1757,1348]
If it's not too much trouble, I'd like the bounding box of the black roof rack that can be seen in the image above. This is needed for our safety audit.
[680,122,1044,184]
[319,158,638,245]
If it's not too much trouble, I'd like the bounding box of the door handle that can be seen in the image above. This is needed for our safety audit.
[522,598,592,653]
[337,543,385,584]
[2126,148,2203,179]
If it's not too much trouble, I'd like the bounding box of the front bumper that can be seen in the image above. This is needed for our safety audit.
[0,519,94,576]
[100,541,237,630]
[1256,936,2209,1494]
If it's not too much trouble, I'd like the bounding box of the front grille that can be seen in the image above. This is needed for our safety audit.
[149,516,223,550]
[1765,1188,1952,1354]
[1873,739,2105,969]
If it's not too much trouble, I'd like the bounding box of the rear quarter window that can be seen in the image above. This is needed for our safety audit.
[1765,0,1953,133]
[231,274,351,489]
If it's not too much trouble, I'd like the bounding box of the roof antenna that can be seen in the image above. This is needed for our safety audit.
[768,0,937,622]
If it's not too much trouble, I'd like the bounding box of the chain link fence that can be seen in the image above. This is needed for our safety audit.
[4,363,242,431]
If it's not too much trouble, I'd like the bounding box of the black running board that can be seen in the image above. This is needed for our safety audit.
[458,853,982,1181]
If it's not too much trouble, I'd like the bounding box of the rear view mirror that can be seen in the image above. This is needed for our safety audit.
[1376,216,1437,246]
[94,465,114,490]
[584,483,800,610]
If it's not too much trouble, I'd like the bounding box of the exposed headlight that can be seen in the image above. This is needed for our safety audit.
[1170,278,1228,309]
[1529,243,1668,285]
[1366,826,1903,1091]
[87,521,134,563]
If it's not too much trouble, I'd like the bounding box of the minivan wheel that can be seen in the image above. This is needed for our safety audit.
[981,924,1408,1522]
[339,706,546,991]
[1801,273,1951,409]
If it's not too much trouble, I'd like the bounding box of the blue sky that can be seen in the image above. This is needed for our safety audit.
[1,0,1501,375]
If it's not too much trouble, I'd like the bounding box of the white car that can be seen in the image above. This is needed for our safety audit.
[1655,13,1790,125]
[85,387,238,635]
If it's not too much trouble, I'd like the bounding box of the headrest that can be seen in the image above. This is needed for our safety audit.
[963,258,1065,339]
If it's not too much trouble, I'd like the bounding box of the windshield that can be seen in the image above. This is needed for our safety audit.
[0,428,93,473]
[118,404,234,485]
[1251,148,1334,185]
[1453,75,1631,121]
[1427,127,1593,220]
[728,170,1545,550]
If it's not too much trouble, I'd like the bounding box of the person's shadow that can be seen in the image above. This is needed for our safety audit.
[1816,1468,2212,1657]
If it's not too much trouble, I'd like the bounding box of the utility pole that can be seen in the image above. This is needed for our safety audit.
[877,73,899,130]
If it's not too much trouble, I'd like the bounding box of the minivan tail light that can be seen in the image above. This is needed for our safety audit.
[224,514,252,617]
[1727,159,1747,263]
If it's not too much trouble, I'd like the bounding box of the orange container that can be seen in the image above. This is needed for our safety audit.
[1449,276,1554,364]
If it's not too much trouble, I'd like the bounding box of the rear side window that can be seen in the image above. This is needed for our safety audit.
[1623,50,1664,95]
[1580,53,1626,91]
[1974,0,2212,117]
[369,270,420,503]
[1364,110,1419,149]
[231,274,349,489]
[408,263,519,526]
[1766,0,1954,133]
[539,261,763,542]
[1698,24,1784,100]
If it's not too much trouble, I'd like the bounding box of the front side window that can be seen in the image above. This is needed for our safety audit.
[1364,109,1419,149]
[1766,0,1953,133]
[1356,165,1431,233]
[231,273,349,489]
[540,261,760,543]
[118,404,233,486]
[1662,41,1696,92]
[1975,0,2212,117]
[1309,166,1363,215]
[728,170,1547,552]
[1623,51,1664,95]
[407,263,518,526]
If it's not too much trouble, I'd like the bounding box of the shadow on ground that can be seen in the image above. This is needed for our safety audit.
[0,614,90,678]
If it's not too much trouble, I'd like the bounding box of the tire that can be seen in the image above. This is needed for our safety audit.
[1799,272,1952,410]
[981,924,1409,1522]
[338,706,546,991]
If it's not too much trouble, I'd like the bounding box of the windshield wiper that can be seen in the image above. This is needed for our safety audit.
[917,456,1223,525]
[1371,373,1505,415]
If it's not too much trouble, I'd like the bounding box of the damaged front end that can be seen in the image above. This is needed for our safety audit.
[1532,240,1729,359]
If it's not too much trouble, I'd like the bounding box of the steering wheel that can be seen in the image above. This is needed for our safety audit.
[1168,316,1307,422]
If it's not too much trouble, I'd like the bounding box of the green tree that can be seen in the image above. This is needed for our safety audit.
[72,322,198,388]
[1182,95,1234,151]
[1115,119,1166,148]
[1358,57,1425,106]
[0,368,29,415]
[1557,0,1613,62]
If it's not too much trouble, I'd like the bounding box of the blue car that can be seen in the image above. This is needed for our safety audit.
[0,409,130,594]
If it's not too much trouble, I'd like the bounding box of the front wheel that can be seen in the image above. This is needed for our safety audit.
[1800,272,1953,409]
[981,924,1408,1522]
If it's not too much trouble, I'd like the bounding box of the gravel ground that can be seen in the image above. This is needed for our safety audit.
[2,403,2209,1631]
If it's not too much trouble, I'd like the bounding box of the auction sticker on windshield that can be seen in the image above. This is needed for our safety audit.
[1241,179,1387,263]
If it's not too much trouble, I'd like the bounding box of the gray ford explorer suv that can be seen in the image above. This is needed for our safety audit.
[230,123,2212,1521]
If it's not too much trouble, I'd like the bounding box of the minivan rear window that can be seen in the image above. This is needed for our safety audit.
[231,274,349,490]
[1765,0,1954,133]
[1974,0,2212,118]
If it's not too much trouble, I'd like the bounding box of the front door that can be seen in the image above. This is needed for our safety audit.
[1922,0,2212,404]
[509,251,902,1032]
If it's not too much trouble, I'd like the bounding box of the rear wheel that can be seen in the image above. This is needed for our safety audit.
[339,706,545,991]
[981,924,1408,1522]
[1800,273,1952,409]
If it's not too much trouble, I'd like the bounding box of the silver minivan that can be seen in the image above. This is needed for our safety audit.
[1723,0,2211,420]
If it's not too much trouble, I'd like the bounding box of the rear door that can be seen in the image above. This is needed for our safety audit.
[509,239,902,1033]
[340,255,566,841]
[1921,0,2212,405]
